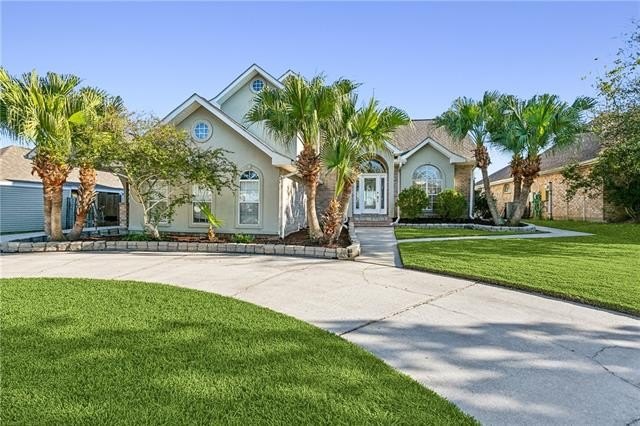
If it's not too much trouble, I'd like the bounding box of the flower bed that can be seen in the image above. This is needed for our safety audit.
[1,225,361,260]
[394,221,536,233]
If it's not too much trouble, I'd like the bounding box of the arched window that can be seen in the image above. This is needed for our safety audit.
[412,165,443,211]
[239,169,260,225]
[362,159,386,173]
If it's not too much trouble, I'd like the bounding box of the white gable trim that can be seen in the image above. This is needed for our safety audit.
[212,64,284,105]
[278,69,297,81]
[161,94,295,169]
[399,137,468,164]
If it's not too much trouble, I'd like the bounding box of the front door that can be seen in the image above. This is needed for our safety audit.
[354,174,386,214]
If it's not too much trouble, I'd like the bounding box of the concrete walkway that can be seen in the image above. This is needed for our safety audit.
[397,224,592,244]
[354,226,402,267]
[1,252,639,425]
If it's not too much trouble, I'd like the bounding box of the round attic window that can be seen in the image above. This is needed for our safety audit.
[251,79,265,93]
[192,120,212,142]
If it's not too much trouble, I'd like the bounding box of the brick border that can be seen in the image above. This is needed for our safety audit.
[393,222,536,233]
[1,231,361,261]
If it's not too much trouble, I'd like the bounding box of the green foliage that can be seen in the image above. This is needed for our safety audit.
[434,189,467,219]
[1,277,475,424]
[231,233,255,243]
[398,186,429,219]
[434,91,501,147]
[105,115,237,238]
[197,201,224,229]
[122,232,155,241]
[473,190,491,219]
[563,24,640,221]
[531,192,543,220]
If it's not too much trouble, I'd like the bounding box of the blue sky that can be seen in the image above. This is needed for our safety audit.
[1,1,638,172]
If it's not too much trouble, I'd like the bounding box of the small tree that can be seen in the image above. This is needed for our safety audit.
[397,185,429,219]
[107,116,237,239]
[197,201,224,241]
[435,189,467,220]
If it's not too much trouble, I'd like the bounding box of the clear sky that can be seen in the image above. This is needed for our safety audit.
[1,1,638,172]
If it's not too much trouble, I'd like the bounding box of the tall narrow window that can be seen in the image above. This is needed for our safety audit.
[412,165,443,211]
[192,184,212,224]
[239,170,260,225]
[149,181,170,224]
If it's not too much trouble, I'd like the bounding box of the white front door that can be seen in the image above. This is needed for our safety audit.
[354,174,386,214]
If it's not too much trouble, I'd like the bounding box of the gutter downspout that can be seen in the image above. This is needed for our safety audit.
[394,159,403,224]
[278,170,298,239]
[469,166,475,219]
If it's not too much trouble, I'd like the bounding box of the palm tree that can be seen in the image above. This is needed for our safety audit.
[435,92,503,225]
[68,90,125,240]
[197,201,223,241]
[494,94,595,224]
[322,96,409,244]
[0,69,85,240]
[246,74,357,240]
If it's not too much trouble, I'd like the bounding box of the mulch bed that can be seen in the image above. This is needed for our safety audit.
[85,228,352,248]
[394,217,530,227]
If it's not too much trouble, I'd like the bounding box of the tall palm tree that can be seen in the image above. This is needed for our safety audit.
[0,69,85,240]
[246,74,357,240]
[435,91,503,225]
[495,94,595,224]
[68,90,125,240]
[322,96,409,244]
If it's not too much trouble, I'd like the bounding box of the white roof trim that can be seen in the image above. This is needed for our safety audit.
[279,69,297,81]
[384,141,401,155]
[161,94,295,168]
[212,64,284,105]
[400,137,468,164]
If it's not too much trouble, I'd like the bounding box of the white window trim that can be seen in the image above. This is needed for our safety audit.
[191,120,212,142]
[189,184,213,228]
[250,78,265,94]
[237,168,263,228]
[412,165,444,212]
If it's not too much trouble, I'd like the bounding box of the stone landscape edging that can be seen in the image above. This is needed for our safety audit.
[0,225,361,261]
[393,222,536,232]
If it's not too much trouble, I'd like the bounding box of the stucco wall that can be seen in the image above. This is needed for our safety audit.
[128,107,284,235]
[399,145,455,192]
[219,77,297,159]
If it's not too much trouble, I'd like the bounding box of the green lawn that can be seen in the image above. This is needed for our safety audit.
[398,221,640,316]
[0,278,475,425]
[395,226,534,240]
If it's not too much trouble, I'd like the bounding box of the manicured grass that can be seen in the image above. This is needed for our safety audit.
[0,278,475,425]
[398,221,640,316]
[394,226,532,240]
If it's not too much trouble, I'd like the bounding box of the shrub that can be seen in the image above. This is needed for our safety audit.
[232,233,255,243]
[473,190,491,219]
[123,232,156,241]
[398,185,429,219]
[435,189,467,219]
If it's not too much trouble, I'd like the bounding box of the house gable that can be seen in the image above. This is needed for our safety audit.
[399,137,470,165]
[161,94,295,171]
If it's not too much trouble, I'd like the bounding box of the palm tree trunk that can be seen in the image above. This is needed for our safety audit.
[475,145,502,225]
[297,144,323,240]
[509,155,541,225]
[49,184,65,241]
[329,182,353,244]
[68,166,97,240]
[42,188,52,237]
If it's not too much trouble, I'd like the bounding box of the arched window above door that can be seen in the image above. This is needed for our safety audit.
[362,159,386,174]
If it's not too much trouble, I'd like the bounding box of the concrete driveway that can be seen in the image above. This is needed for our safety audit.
[1,252,639,425]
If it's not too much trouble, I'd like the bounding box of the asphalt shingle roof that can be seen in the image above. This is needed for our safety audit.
[0,145,123,189]
[388,119,476,161]
[484,133,602,183]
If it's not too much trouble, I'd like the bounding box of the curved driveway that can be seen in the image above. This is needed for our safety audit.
[1,251,639,425]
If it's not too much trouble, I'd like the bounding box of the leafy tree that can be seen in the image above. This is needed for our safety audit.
[563,23,640,220]
[246,74,357,240]
[106,116,237,239]
[435,189,467,220]
[0,69,86,240]
[492,94,595,225]
[435,92,503,225]
[322,96,409,244]
[68,89,126,240]
[397,185,429,219]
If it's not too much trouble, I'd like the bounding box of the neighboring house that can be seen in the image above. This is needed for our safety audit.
[128,64,476,236]
[480,134,619,221]
[0,145,124,234]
